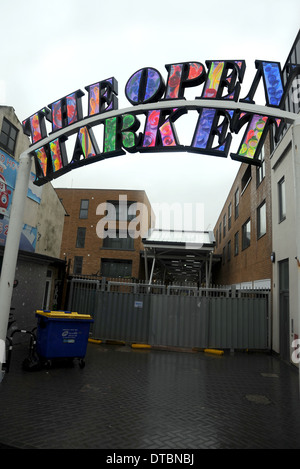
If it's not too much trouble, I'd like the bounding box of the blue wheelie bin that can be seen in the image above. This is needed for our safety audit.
[35,310,94,368]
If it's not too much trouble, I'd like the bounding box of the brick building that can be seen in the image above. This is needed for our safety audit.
[55,188,153,279]
[212,29,300,365]
[213,135,272,289]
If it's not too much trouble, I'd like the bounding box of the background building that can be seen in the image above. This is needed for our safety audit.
[213,30,300,365]
[269,30,300,362]
[55,188,154,279]
[0,106,66,329]
[213,135,272,290]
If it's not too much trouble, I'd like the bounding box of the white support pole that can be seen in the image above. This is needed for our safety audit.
[149,257,156,285]
[292,119,300,397]
[0,151,32,381]
[144,248,149,283]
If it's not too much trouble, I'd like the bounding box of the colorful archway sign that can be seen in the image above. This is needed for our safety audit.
[1,58,300,381]
[22,60,300,186]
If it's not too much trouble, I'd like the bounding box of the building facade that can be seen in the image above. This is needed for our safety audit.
[269,30,300,363]
[213,135,272,289]
[270,127,298,361]
[55,188,153,279]
[0,106,66,328]
[213,30,300,366]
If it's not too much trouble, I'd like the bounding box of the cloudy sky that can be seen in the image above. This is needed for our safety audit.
[1,0,299,231]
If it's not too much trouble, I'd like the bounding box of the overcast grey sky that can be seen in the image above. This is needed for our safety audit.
[1,0,299,230]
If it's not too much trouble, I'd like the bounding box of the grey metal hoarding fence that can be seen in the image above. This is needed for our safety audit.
[66,276,270,350]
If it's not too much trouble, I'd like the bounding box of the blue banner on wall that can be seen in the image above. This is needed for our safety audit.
[0,149,41,252]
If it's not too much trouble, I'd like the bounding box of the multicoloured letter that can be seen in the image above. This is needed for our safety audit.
[200,60,245,101]
[164,62,206,100]
[85,77,118,116]
[125,68,165,105]
[48,90,84,132]
[188,108,232,157]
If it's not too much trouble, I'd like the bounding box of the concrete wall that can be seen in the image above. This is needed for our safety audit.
[0,106,32,159]
[12,260,48,331]
[35,184,65,258]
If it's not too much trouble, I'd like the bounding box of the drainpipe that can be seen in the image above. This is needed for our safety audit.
[207,251,213,287]
[144,248,149,283]
[149,256,156,284]
[0,151,32,382]
[205,253,213,288]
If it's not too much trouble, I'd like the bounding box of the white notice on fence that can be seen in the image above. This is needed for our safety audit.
[134,301,143,309]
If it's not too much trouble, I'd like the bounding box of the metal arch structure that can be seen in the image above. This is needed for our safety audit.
[21,99,300,184]
[20,99,299,145]
[0,96,299,382]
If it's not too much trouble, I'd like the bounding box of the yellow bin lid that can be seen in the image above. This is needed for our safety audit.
[36,310,93,320]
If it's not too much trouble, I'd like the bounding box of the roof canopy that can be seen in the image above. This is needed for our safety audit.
[142,229,220,285]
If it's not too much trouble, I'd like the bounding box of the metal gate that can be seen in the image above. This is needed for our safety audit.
[66,277,270,350]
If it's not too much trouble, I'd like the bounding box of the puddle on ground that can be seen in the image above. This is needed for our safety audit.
[260,372,279,378]
[245,394,271,405]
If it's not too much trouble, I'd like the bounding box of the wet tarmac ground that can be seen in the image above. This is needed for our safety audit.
[0,342,300,450]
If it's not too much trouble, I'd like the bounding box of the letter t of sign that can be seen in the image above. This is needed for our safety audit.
[22,108,50,145]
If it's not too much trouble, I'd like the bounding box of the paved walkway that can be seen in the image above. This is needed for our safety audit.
[0,342,300,449]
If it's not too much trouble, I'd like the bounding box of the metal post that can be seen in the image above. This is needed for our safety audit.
[207,251,213,287]
[292,119,300,397]
[66,278,74,312]
[0,151,32,381]
[144,248,149,282]
[149,257,156,285]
